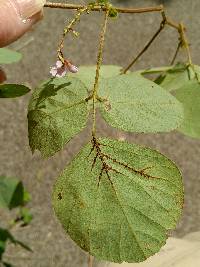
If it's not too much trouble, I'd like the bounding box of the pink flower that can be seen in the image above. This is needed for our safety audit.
[50,60,78,78]
[50,61,67,78]
[68,64,79,73]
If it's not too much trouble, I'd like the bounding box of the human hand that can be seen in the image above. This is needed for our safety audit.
[0,0,46,47]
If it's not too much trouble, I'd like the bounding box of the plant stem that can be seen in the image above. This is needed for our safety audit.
[161,11,180,30]
[57,7,87,62]
[179,23,192,65]
[162,11,192,65]
[44,2,163,14]
[123,19,166,74]
[138,65,183,74]
[170,41,181,65]
[88,255,94,267]
[123,9,192,73]
[92,10,109,137]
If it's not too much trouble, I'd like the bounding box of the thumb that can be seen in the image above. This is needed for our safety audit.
[0,0,46,47]
[0,68,7,84]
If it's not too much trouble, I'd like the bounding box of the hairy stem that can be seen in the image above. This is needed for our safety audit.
[45,2,163,14]
[179,23,192,65]
[57,7,88,62]
[92,10,109,137]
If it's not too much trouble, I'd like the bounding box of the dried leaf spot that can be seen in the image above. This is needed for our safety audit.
[53,138,184,263]
[105,100,112,112]
[58,192,63,200]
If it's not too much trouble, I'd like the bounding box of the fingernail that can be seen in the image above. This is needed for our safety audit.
[15,0,46,19]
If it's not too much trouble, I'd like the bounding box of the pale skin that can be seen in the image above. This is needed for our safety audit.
[0,0,45,47]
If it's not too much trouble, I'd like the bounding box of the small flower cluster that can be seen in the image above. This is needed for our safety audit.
[50,60,78,78]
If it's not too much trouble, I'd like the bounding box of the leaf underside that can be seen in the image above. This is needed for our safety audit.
[173,80,200,138]
[53,138,183,263]
[28,66,185,157]
[69,65,122,90]
[27,66,122,157]
[99,73,184,133]
[28,66,185,263]
[28,77,89,157]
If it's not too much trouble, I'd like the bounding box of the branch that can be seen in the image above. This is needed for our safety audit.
[57,7,87,62]
[123,19,166,74]
[122,10,192,73]
[44,2,163,14]
[179,23,192,65]
[161,11,180,30]
[92,10,109,137]
[170,41,181,65]
[162,11,192,65]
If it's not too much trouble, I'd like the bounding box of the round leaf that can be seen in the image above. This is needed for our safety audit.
[53,138,183,263]
[99,73,184,133]
[0,84,30,98]
[28,77,89,157]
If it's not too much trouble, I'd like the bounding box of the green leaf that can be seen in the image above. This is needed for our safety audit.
[69,65,122,90]
[0,176,24,210]
[99,73,184,133]
[0,240,6,261]
[0,84,30,98]
[193,64,200,81]
[0,48,22,64]
[155,70,189,92]
[28,66,121,157]
[19,207,33,225]
[97,0,109,5]
[53,138,183,263]
[23,190,31,204]
[0,229,18,259]
[173,80,200,138]
[108,7,118,18]
[139,66,180,75]
[3,262,14,267]
[28,77,89,157]
[154,63,198,92]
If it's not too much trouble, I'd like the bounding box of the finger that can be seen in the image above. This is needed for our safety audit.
[0,68,7,84]
[0,0,45,47]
